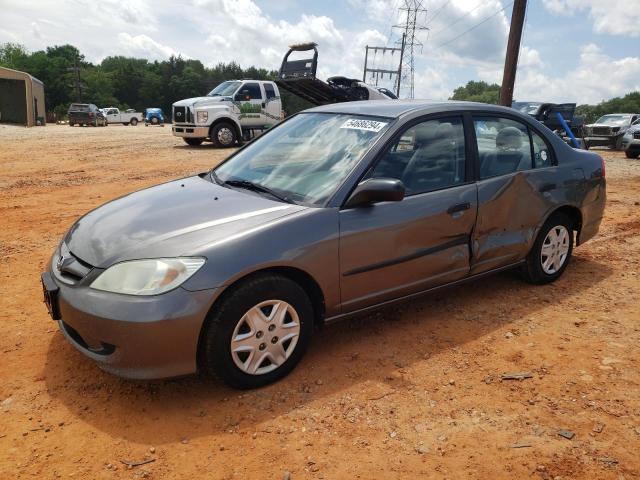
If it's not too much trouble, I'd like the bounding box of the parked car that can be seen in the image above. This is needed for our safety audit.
[584,113,639,150]
[621,118,640,158]
[172,79,283,147]
[42,101,606,388]
[144,108,165,126]
[102,107,143,126]
[68,103,107,127]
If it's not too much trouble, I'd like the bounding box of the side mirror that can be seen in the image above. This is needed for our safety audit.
[344,178,405,208]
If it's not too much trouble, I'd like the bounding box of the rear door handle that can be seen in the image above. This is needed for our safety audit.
[539,183,556,193]
[447,202,471,215]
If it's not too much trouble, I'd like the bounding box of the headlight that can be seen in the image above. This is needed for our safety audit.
[90,258,205,295]
[197,111,208,123]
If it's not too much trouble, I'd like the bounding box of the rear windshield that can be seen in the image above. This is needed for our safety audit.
[69,104,89,112]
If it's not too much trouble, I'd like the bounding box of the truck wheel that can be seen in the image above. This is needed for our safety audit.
[69,122,74,127]
[130,118,138,126]
[184,138,204,146]
[211,122,237,148]
[151,117,159,125]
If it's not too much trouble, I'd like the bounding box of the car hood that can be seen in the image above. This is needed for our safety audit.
[173,96,232,108]
[65,175,305,268]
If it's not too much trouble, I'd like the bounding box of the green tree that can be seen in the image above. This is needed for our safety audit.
[450,80,501,104]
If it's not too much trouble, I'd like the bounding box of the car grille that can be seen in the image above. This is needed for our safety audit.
[55,243,93,284]
[634,132,640,140]
[173,106,192,124]
[592,126,611,136]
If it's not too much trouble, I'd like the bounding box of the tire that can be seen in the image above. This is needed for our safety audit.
[130,118,138,126]
[69,122,74,127]
[124,122,129,126]
[625,150,639,159]
[183,138,204,146]
[199,273,313,389]
[151,117,159,125]
[521,213,574,284]
[210,122,237,148]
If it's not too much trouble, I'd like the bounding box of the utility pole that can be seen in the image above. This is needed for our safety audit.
[499,0,527,106]
[67,53,83,102]
[393,0,428,99]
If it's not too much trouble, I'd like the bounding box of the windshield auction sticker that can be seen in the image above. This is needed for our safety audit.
[340,119,388,132]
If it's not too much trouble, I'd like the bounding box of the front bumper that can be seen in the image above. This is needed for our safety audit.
[621,138,640,152]
[45,264,218,379]
[585,136,618,147]
[172,124,209,138]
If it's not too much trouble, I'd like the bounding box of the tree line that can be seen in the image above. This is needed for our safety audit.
[1,43,637,123]
[0,43,312,119]
[450,80,640,123]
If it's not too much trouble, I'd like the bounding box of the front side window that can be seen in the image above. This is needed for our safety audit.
[214,113,390,206]
[474,116,532,179]
[238,83,262,100]
[370,117,466,195]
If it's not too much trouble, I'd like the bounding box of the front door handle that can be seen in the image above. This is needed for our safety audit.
[447,202,471,215]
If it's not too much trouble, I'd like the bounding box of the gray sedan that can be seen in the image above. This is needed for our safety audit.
[42,100,606,389]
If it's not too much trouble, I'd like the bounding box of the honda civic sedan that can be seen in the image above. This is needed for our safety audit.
[42,100,606,389]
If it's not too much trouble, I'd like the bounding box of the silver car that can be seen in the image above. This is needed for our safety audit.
[42,101,606,389]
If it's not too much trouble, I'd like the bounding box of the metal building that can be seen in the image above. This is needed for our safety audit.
[0,66,46,126]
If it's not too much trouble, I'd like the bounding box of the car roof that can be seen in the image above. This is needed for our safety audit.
[304,100,517,118]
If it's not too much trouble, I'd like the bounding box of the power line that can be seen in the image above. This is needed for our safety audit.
[434,1,514,49]
[427,0,452,25]
[429,1,484,36]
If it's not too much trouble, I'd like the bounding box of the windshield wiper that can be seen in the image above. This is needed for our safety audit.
[223,179,294,204]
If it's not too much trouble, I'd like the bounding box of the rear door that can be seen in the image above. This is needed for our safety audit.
[470,114,560,274]
[263,82,281,126]
[339,115,478,312]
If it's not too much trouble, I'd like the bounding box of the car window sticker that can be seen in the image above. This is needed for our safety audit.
[340,118,388,132]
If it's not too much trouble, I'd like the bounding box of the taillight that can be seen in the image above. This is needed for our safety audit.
[600,156,606,178]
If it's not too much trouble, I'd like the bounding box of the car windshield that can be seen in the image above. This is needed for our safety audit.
[596,114,632,125]
[207,81,241,97]
[213,113,391,206]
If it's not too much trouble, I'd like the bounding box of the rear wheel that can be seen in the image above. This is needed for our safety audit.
[625,150,639,159]
[199,273,313,389]
[211,122,237,148]
[183,138,204,146]
[130,118,138,126]
[521,213,573,284]
[151,117,159,125]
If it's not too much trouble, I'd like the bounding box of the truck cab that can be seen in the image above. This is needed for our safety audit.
[171,80,283,147]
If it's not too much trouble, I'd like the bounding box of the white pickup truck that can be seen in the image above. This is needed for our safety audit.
[103,107,144,126]
[171,80,283,147]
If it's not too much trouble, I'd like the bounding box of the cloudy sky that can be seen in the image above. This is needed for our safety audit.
[1,0,639,104]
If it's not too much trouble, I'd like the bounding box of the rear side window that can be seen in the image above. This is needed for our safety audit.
[240,83,262,100]
[474,116,532,179]
[371,117,466,195]
[264,83,277,99]
[531,130,553,168]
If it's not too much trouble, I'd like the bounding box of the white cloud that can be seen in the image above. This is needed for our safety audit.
[514,43,640,104]
[542,0,640,37]
[116,33,184,60]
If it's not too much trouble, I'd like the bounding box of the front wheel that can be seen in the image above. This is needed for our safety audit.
[625,150,639,159]
[199,274,313,389]
[521,213,573,284]
[183,138,204,146]
[211,122,237,148]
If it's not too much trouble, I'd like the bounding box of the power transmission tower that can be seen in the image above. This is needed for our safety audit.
[362,34,405,96]
[499,0,527,106]
[393,0,428,98]
[67,53,84,102]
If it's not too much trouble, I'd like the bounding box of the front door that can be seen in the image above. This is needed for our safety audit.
[339,116,478,313]
[106,108,120,123]
[234,82,265,128]
[471,114,561,274]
